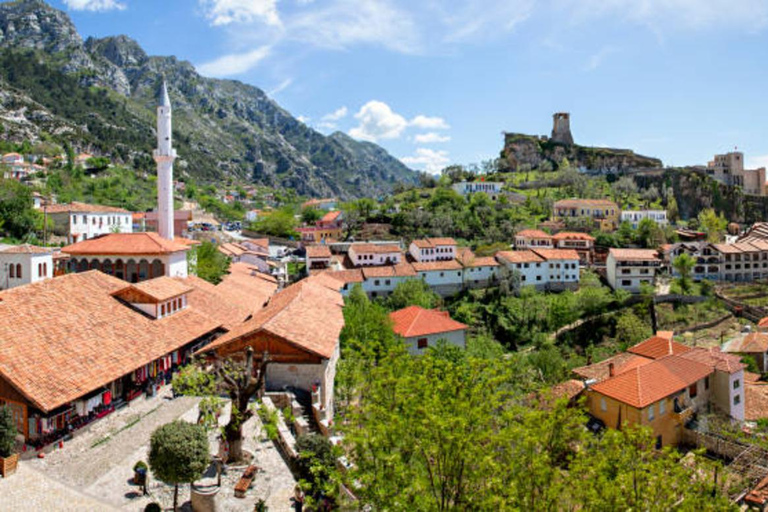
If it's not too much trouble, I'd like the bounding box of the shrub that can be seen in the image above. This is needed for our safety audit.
[0,406,18,457]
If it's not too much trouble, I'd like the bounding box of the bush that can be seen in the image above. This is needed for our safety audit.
[0,406,18,457]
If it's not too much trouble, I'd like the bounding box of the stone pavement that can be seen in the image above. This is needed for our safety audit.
[5,386,297,511]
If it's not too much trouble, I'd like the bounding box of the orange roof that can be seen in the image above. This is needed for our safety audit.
[202,276,343,359]
[175,275,252,330]
[572,352,653,382]
[726,333,768,354]
[412,238,457,248]
[219,243,247,257]
[0,244,53,255]
[216,262,278,314]
[554,198,618,209]
[122,276,194,302]
[745,380,768,422]
[552,231,595,241]
[609,248,660,261]
[657,331,674,341]
[678,346,746,374]
[45,201,129,214]
[390,306,468,338]
[628,336,691,359]
[456,247,498,267]
[320,210,342,223]
[496,250,544,264]
[550,379,586,402]
[174,236,201,247]
[325,269,364,283]
[306,245,332,258]
[590,355,713,408]
[361,263,417,278]
[246,238,270,250]
[532,248,580,261]
[349,243,401,254]
[62,232,191,256]
[0,272,221,412]
[412,260,463,272]
[759,317,768,328]
[515,229,551,239]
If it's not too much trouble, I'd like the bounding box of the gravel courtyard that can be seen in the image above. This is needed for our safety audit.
[0,386,296,511]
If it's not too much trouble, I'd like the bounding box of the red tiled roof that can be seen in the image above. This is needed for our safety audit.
[550,379,586,401]
[122,277,194,302]
[572,352,653,382]
[515,229,551,239]
[216,262,278,314]
[628,336,691,360]
[45,201,129,214]
[412,260,463,272]
[202,277,343,359]
[496,250,544,264]
[552,231,595,241]
[678,346,746,374]
[590,355,713,408]
[456,248,498,267]
[175,275,251,330]
[325,269,364,283]
[726,333,768,354]
[609,248,660,261]
[362,263,417,278]
[320,210,342,223]
[62,232,191,256]
[759,317,768,328]
[532,248,581,261]
[349,243,401,254]
[389,306,468,338]
[411,238,457,249]
[0,272,221,412]
[306,245,332,258]
[0,244,53,254]
[554,198,618,209]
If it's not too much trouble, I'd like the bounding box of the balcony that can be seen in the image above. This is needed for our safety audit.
[673,405,693,424]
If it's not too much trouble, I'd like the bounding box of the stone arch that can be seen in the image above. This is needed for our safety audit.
[77,259,89,273]
[102,259,114,276]
[138,259,150,282]
[114,259,125,280]
[151,259,165,279]
[126,259,138,283]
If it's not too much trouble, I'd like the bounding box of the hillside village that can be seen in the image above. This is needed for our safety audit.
[2,2,768,511]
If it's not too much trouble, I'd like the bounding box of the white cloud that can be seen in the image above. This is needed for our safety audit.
[401,148,450,174]
[414,132,451,144]
[585,46,619,71]
[432,0,536,42]
[410,115,450,130]
[196,46,271,77]
[199,0,281,27]
[63,0,125,11]
[349,100,409,142]
[748,155,768,169]
[268,78,293,96]
[296,115,310,124]
[322,106,348,122]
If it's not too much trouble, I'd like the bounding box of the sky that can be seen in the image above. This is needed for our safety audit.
[53,0,768,174]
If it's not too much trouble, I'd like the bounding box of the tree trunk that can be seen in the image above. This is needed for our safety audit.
[173,483,179,512]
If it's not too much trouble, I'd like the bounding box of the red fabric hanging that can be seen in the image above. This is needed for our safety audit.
[103,390,112,406]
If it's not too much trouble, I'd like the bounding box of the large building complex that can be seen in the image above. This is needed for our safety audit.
[707,151,766,196]
[552,198,620,231]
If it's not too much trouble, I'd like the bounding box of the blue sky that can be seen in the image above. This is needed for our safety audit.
[54,0,768,174]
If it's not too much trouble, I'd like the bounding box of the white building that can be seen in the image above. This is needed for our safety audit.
[514,229,553,250]
[452,181,504,200]
[606,248,662,293]
[456,248,500,289]
[305,245,333,272]
[46,202,133,244]
[497,248,580,290]
[0,244,54,290]
[412,260,465,296]
[409,238,457,262]
[348,243,402,267]
[360,264,418,299]
[390,305,468,355]
[620,210,668,229]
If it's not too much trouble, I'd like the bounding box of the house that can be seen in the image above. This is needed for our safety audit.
[408,238,457,262]
[412,260,465,296]
[218,242,270,274]
[62,232,197,282]
[574,335,745,447]
[552,232,595,264]
[1,152,24,165]
[606,248,661,293]
[0,244,54,290]
[45,202,133,243]
[456,247,500,289]
[496,249,580,290]
[305,245,333,272]
[359,263,418,298]
[452,181,504,200]
[296,210,344,243]
[724,333,768,373]
[668,241,768,282]
[514,229,553,250]
[199,274,344,426]
[496,250,548,289]
[302,198,337,211]
[348,243,403,267]
[0,272,226,443]
[552,198,620,231]
[620,210,668,229]
[390,306,468,354]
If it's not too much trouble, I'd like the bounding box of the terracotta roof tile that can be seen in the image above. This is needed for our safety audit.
[123,276,194,302]
[0,272,221,412]
[572,352,653,382]
[591,355,713,408]
[349,243,402,254]
[62,232,191,256]
[609,248,661,261]
[325,269,364,283]
[628,336,691,359]
[390,306,468,338]
[412,238,457,249]
[496,250,544,264]
[215,262,278,314]
[532,248,581,261]
[678,346,746,374]
[554,198,618,209]
[552,232,596,241]
[412,260,463,272]
[45,201,130,214]
[0,244,53,254]
[745,381,768,422]
[515,229,552,239]
[726,333,768,354]
[306,245,332,258]
[550,379,586,401]
[320,210,342,223]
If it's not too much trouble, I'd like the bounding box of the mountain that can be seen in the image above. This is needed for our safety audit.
[0,0,418,198]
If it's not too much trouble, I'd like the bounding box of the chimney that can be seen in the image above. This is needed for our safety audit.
[608,362,615,377]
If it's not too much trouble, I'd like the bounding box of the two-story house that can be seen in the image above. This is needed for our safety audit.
[408,238,457,262]
[348,243,403,267]
[606,248,662,293]
[46,202,133,243]
[552,198,620,231]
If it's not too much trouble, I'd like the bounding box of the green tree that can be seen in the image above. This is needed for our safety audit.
[0,406,18,457]
[672,253,696,295]
[295,434,339,505]
[301,207,322,224]
[0,179,38,239]
[252,208,298,238]
[193,242,230,285]
[615,310,652,348]
[148,421,209,511]
[698,208,727,243]
[385,279,440,311]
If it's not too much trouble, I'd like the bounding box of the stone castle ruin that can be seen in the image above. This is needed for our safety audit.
[551,112,574,145]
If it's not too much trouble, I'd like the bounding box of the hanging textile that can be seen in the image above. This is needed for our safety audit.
[103,390,112,406]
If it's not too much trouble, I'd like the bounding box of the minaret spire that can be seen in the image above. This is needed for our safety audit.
[153,80,176,241]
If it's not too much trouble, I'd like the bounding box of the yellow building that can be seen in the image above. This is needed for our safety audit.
[573,335,746,447]
[552,198,620,232]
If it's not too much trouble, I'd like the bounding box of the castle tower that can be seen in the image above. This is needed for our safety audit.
[551,112,574,145]
[153,81,176,241]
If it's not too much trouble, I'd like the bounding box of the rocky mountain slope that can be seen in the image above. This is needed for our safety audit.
[503,133,662,172]
[0,0,417,198]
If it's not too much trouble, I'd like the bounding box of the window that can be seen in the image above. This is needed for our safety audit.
[734,379,741,390]
[374,280,380,286]
[648,404,655,421]
[15,264,21,279]
[9,265,14,279]
[734,395,741,406]
[385,280,391,286]
[439,272,444,277]
[161,304,166,316]
[689,383,698,398]
[600,398,607,412]
[655,435,662,450]
[417,338,428,349]
[705,376,710,390]
[622,280,632,286]
[536,276,541,281]
[659,399,666,415]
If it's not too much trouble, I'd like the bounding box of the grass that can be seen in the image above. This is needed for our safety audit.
[90,405,161,449]
[656,299,730,331]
